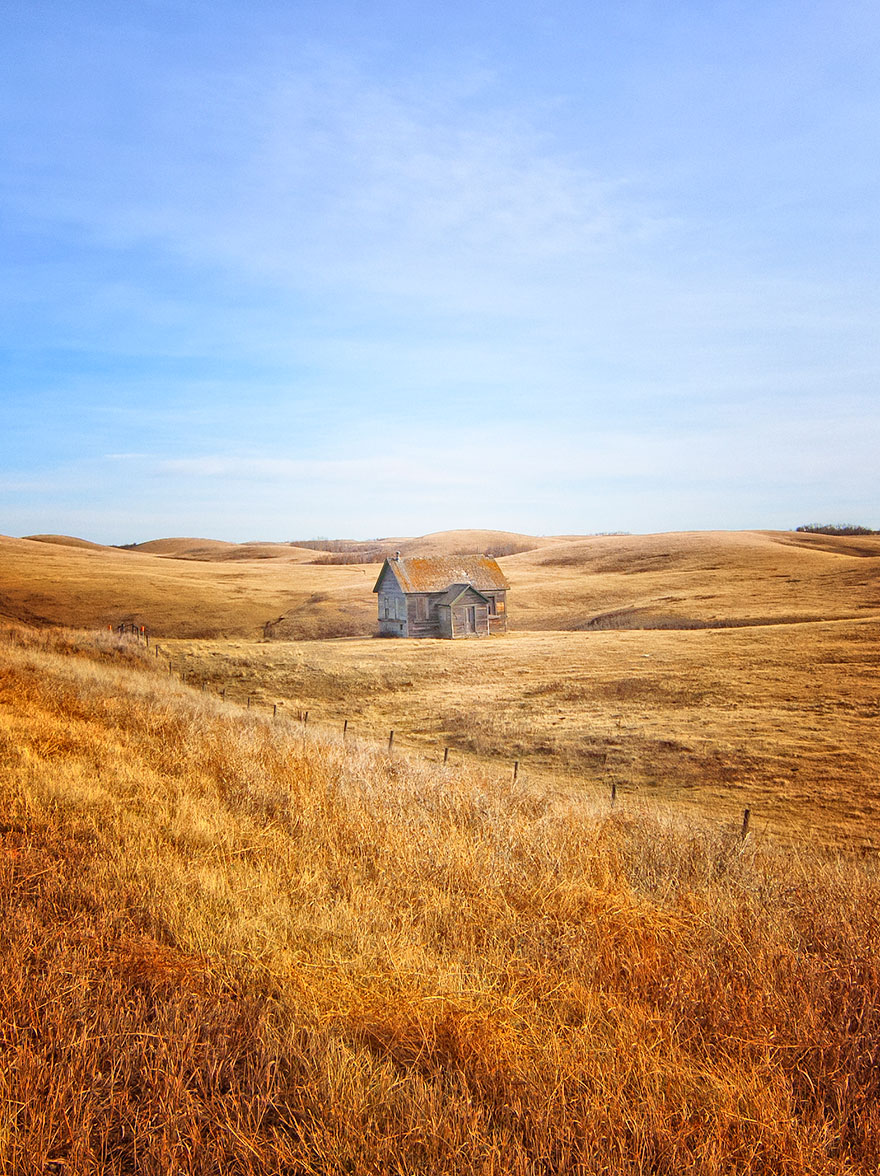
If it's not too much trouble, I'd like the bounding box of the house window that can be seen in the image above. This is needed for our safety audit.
[487,595,496,615]
[383,595,401,620]
[415,596,428,621]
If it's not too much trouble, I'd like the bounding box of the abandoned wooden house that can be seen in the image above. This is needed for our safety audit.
[373,554,509,638]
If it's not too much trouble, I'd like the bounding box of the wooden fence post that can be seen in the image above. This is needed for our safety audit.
[443,746,449,764]
[741,808,751,841]
[343,719,348,739]
[513,760,519,782]
[611,780,617,807]
[247,696,251,709]
[273,703,277,717]
[388,730,394,753]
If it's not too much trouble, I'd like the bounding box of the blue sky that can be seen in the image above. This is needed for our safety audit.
[2,0,878,542]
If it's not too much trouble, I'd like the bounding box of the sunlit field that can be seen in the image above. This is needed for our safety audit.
[2,623,879,1173]
[165,617,880,850]
[2,527,880,1171]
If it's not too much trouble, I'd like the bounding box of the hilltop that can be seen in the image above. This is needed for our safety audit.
[5,528,880,638]
[507,528,880,630]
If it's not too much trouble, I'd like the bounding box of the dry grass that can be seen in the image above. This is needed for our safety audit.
[10,524,877,840]
[165,616,880,849]
[1,528,552,639]
[0,533,379,639]
[506,530,880,631]
[6,528,880,641]
[2,623,880,1173]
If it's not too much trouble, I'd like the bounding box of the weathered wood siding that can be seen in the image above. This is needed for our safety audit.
[406,593,441,638]
[375,565,409,636]
[446,586,491,638]
[484,589,508,635]
[374,560,509,638]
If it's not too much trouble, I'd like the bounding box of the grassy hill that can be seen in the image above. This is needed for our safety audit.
[507,529,880,630]
[0,532,377,638]
[5,528,880,639]
[2,622,879,1174]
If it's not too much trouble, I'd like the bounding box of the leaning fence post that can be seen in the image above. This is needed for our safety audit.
[741,807,751,841]
[343,719,348,739]
[388,730,394,753]
[443,746,449,764]
[512,760,519,782]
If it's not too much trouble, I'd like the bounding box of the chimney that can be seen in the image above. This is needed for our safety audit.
[394,550,401,561]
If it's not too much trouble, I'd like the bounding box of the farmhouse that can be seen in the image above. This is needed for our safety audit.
[373,553,509,638]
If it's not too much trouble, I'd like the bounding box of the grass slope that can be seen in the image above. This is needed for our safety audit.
[0,533,377,638]
[507,530,880,630]
[4,529,880,640]
[164,614,880,850]
[1,623,879,1173]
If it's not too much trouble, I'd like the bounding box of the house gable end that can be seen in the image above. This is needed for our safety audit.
[372,559,404,595]
[437,583,490,607]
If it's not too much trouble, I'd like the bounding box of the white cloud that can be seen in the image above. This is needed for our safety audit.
[9,47,659,317]
[2,11,879,541]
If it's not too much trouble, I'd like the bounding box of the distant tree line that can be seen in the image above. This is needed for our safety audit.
[291,539,380,552]
[795,524,878,536]
[305,540,540,565]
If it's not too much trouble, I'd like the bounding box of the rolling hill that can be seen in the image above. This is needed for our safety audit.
[4,529,880,639]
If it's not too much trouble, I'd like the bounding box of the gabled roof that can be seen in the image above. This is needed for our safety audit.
[434,583,490,606]
[373,554,509,594]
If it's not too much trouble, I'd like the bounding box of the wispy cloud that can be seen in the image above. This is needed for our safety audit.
[2,4,879,539]
[5,40,663,314]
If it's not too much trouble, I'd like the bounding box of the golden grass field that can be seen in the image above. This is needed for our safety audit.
[6,526,875,847]
[5,527,880,638]
[2,528,880,1171]
[2,622,879,1173]
[164,617,880,851]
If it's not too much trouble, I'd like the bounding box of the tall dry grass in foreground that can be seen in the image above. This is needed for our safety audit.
[1,624,879,1174]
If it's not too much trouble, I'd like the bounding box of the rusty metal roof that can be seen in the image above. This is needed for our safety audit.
[373,555,509,594]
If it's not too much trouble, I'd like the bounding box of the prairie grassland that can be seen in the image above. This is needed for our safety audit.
[505,529,880,631]
[0,528,552,641]
[166,614,880,849]
[0,533,377,638]
[2,623,880,1174]
[4,528,880,640]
